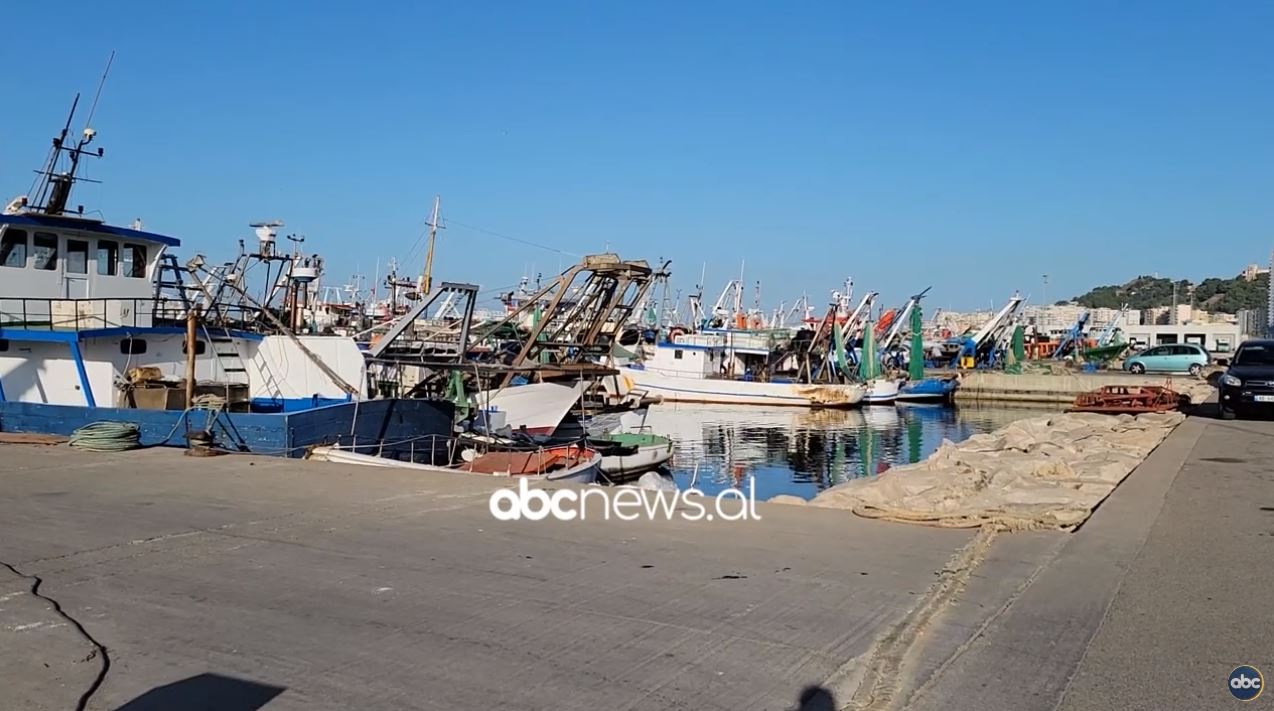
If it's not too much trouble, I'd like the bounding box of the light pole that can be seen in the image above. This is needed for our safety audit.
[1042,274,1049,306]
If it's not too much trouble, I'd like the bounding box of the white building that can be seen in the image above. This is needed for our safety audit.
[1122,323,1244,358]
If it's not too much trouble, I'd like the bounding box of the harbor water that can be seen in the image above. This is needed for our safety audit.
[641,403,1060,501]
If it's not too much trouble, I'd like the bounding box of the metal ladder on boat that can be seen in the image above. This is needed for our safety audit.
[206,333,249,385]
[154,253,202,319]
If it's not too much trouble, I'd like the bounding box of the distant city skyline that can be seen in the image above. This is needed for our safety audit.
[2,1,1271,311]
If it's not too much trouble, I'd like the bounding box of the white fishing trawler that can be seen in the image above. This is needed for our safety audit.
[614,333,865,407]
[0,207,366,412]
[0,93,408,450]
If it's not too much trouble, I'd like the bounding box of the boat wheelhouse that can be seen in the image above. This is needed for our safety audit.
[0,212,365,411]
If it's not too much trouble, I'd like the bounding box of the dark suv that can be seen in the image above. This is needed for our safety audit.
[1218,339,1274,419]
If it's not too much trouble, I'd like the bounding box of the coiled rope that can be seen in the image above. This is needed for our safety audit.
[69,422,141,452]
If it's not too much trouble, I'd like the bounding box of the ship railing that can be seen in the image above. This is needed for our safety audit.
[0,297,166,332]
[0,297,246,331]
[0,297,294,334]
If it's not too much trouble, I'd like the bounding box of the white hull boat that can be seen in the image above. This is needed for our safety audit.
[593,433,675,476]
[475,381,586,436]
[312,444,601,483]
[610,339,866,408]
[600,446,672,476]
[622,367,865,407]
[862,378,900,405]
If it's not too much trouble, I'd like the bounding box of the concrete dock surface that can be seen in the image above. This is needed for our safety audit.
[0,410,1270,710]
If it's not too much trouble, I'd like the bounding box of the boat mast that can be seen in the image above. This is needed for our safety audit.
[688,262,706,329]
[420,195,441,297]
[29,53,115,216]
[752,280,762,324]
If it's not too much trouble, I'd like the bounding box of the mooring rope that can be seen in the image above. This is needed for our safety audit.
[68,422,141,452]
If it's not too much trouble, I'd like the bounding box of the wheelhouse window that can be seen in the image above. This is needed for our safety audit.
[66,239,89,274]
[32,232,58,270]
[182,339,207,355]
[122,243,147,278]
[97,240,119,275]
[0,229,27,268]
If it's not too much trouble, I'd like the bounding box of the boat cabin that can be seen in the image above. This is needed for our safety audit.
[644,336,726,379]
[0,213,365,410]
[0,213,170,298]
[0,213,175,331]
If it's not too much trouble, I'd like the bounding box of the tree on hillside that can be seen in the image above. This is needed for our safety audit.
[1072,272,1267,314]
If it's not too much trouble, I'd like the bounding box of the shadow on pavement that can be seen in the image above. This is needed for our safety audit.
[1190,401,1274,422]
[796,685,836,710]
[114,673,285,711]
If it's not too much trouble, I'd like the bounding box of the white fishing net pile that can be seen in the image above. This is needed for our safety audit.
[802,411,1185,530]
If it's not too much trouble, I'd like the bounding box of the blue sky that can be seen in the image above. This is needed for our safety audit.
[3,1,1271,312]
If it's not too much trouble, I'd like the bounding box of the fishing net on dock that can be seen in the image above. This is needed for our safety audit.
[806,411,1184,531]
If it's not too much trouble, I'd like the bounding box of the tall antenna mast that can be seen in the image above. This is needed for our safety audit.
[420,195,442,296]
[30,52,116,216]
[83,50,116,134]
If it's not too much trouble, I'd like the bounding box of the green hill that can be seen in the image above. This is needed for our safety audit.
[1071,272,1268,314]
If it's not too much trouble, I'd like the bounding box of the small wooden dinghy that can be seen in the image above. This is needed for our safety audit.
[460,445,601,483]
[311,443,600,483]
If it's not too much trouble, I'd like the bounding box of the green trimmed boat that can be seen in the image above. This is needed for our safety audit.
[1082,342,1131,364]
[590,432,674,477]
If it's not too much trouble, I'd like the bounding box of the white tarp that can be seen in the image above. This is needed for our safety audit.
[804,411,1185,530]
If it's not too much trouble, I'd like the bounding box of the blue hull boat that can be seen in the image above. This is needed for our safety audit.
[897,377,959,404]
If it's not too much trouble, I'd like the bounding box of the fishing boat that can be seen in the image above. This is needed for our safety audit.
[862,378,900,405]
[0,93,457,453]
[312,442,601,483]
[617,337,865,407]
[474,381,587,436]
[893,293,958,404]
[1080,341,1131,365]
[591,432,674,477]
[450,413,671,478]
[897,376,960,404]
[855,315,899,405]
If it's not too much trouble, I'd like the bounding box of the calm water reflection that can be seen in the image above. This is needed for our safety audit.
[642,403,1060,501]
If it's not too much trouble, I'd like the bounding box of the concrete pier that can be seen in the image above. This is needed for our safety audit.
[0,445,977,710]
[952,369,1213,404]
[0,411,1268,709]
